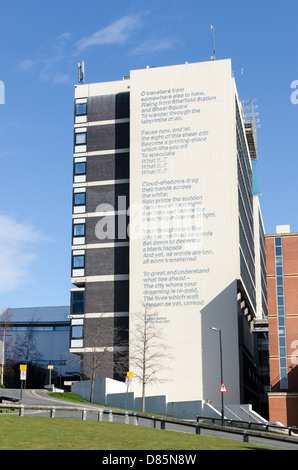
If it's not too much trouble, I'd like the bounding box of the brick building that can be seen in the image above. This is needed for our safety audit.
[266,225,298,426]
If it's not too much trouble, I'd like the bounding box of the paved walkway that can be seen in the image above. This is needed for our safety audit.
[1,388,107,411]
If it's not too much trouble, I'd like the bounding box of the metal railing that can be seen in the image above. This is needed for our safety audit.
[196,415,298,437]
[1,404,298,447]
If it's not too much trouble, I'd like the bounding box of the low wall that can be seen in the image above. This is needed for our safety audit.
[72,379,204,418]
[72,380,92,402]
[72,378,127,406]
[135,395,167,415]
[107,392,134,410]
[71,378,266,422]
[167,400,203,419]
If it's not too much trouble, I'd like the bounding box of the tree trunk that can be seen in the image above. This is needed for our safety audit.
[90,355,96,403]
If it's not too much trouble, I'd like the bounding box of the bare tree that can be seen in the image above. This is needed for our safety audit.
[129,303,172,412]
[82,314,128,403]
[0,309,12,386]
[16,317,44,365]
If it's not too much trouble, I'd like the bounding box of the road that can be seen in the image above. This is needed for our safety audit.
[2,389,298,450]
[1,388,113,420]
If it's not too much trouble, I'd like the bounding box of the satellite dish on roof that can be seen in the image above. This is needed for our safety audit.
[78,61,85,84]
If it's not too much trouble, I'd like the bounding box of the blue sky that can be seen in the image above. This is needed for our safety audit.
[0,0,297,308]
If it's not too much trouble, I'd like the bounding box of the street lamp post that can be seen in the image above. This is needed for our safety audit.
[211,327,224,426]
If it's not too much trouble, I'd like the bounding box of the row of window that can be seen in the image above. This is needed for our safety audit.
[74,98,88,151]
[35,360,67,367]
[73,129,86,252]
[3,325,69,331]
[274,237,288,390]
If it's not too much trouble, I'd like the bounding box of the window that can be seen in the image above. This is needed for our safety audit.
[277,286,284,295]
[280,358,287,368]
[278,307,285,316]
[75,103,87,116]
[74,192,86,206]
[73,223,85,237]
[72,255,85,269]
[74,162,86,175]
[71,291,84,314]
[275,246,282,256]
[275,256,283,266]
[278,317,285,327]
[75,132,87,145]
[72,325,83,338]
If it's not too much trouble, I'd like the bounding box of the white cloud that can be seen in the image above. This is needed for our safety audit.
[19,31,72,85]
[75,14,142,54]
[0,216,45,294]
[52,72,70,84]
[19,59,37,71]
[57,32,72,41]
[130,38,178,56]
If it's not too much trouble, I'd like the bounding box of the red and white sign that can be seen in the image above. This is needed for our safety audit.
[20,370,27,381]
[219,382,227,393]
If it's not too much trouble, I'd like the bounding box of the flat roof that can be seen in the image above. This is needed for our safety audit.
[265,232,298,238]
[0,306,70,324]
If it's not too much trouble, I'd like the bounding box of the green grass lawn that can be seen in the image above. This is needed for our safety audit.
[0,415,279,450]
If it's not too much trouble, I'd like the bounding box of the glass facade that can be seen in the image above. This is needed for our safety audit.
[236,101,256,309]
[274,237,288,389]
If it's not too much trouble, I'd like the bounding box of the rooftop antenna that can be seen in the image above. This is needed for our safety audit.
[210,25,216,60]
[78,61,85,84]
[232,68,244,77]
